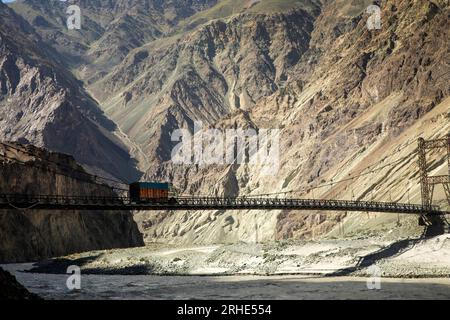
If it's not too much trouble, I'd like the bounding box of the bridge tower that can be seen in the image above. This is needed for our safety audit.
[417,134,450,225]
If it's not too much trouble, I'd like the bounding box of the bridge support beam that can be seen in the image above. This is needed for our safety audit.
[418,134,450,227]
[418,138,431,209]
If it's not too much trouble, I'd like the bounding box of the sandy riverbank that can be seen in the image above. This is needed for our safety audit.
[25,234,450,278]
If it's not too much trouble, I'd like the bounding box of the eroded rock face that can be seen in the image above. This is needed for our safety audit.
[145,0,449,243]
[92,9,318,167]
[131,0,449,243]
[0,143,144,263]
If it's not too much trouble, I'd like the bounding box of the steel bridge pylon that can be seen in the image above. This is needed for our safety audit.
[418,134,450,226]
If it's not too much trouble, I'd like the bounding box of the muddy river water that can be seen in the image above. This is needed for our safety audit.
[2,264,450,300]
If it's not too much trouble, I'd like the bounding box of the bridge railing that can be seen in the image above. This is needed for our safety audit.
[174,197,440,212]
[0,194,443,214]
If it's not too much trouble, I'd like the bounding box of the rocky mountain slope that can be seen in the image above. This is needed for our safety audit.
[136,0,449,244]
[0,1,140,182]
[4,0,450,244]
[125,0,449,244]
[0,142,144,263]
[9,0,221,84]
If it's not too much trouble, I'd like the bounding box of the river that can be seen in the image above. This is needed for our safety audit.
[2,264,450,300]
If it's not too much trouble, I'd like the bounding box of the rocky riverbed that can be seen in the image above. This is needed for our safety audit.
[23,235,450,278]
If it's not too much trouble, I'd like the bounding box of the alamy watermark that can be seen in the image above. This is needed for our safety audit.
[171,122,280,176]
[366,265,382,290]
[66,265,81,290]
[366,5,381,30]
[67,5,81,30]
[59,0,81,30]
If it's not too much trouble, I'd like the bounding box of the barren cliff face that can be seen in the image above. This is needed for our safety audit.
[0,142,144,263]
[3,0,450,244]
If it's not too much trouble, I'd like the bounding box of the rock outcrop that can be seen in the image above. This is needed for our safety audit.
[0,267,40,300]
[0,142,144,263]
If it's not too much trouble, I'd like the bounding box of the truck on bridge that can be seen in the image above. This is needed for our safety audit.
[129,182,177,204]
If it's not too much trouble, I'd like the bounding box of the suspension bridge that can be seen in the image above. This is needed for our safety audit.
[0,194,443,215]
[0,135,449,217]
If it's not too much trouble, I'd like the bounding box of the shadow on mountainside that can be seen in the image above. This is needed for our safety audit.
[24,254,159,276]
[329,216,450,277]
[25,255,102,275]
